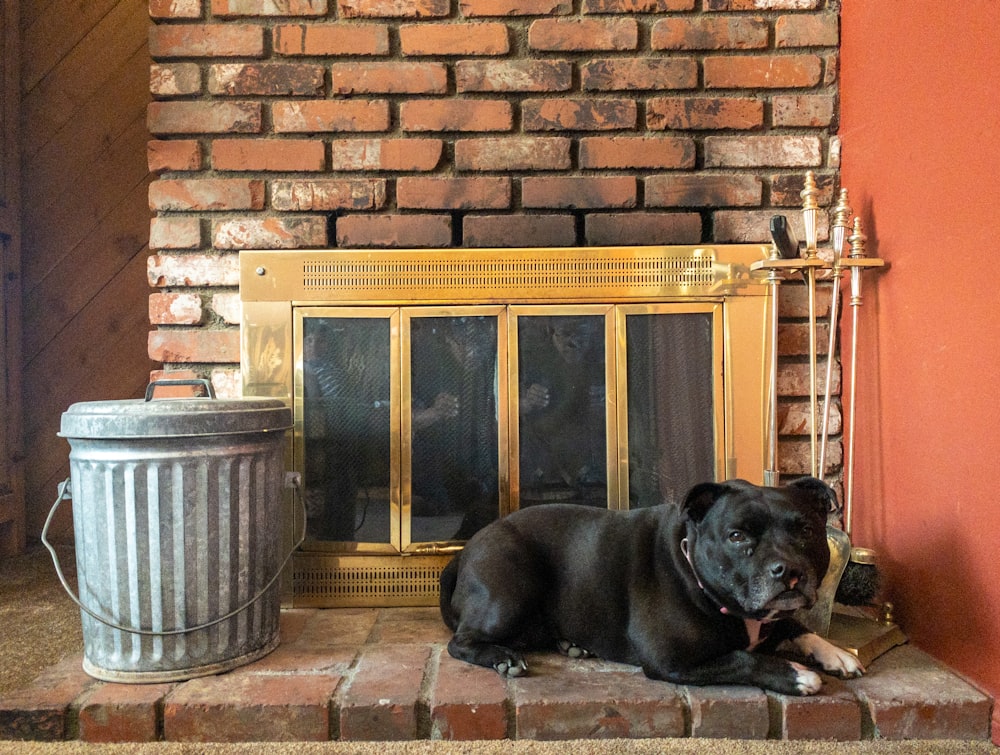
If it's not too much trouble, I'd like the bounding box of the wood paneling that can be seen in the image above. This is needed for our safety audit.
[19,0,154,543]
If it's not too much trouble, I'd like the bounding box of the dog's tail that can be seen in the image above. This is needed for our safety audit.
[438,556,460,631]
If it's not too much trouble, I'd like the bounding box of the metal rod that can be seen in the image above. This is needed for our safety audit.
[844,217,867,535]
[800,172,820,479]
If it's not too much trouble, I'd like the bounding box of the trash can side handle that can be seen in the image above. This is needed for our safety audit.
[42,476,306,637]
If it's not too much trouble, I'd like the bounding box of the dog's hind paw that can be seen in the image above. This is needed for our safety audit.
[791,662,824,695]
[494,658,528,677]
[557,639,593,659]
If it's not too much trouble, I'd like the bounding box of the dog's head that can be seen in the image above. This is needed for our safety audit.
[680,478,834,621]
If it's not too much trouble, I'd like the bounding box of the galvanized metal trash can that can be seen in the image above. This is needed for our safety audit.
[50,380,294,683]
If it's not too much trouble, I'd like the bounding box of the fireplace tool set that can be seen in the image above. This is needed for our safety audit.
[752,172,904,665]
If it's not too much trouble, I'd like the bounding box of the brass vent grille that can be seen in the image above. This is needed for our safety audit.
[240,246,768,304]
[292,554,451,607]
[301,255,715,293]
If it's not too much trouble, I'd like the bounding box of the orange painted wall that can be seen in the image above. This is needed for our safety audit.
[840,0,1000,735]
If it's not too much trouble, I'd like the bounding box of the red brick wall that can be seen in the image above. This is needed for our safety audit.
[146,0,841,407]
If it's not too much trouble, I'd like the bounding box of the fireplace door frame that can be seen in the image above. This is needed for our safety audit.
[240,245,772,606]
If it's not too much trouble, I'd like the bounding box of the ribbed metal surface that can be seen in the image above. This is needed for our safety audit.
[292,554,450,607]
[68,433,284,682]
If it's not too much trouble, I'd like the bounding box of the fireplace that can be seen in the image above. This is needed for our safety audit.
[240,244,771,607]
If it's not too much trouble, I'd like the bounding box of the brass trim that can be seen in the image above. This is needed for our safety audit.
[241,245,769,304]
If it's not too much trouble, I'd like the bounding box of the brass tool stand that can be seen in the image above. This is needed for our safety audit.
[751,172,902,665]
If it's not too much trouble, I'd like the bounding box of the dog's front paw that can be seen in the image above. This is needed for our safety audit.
[791,632,865,679]
[790,662,823,695]
[557,639,593,659]
[494,657,528,677]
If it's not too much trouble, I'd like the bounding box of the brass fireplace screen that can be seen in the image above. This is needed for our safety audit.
[240,245,771,607]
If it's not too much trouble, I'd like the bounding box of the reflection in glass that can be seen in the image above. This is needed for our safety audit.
[626,313,715,507]
[410,317,500,542]
[518,315,607,507]
[302,318,391,543]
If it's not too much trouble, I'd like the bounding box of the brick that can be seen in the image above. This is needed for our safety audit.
[335,214,452,248]
[148,368,200,396]
[150,0,201,18]
[528,18,638,52]
[149,178,266,211]
[270,178,387,211]
[212,138,326,171]
[460,0,572,16]
[462,214,576,247]
[150,292,203,325]
[339,0,450,17]
[210,368,242,398]
[337,645,431,741]
[705,136,823,168]
[148,101,262,135]
[647,96,763,131]
[400,100,513,132]
[705,54,823,89]
[273,24,390,56]
[584,0,693,9]
[779,321,830,357]
[332,63,447,94]
[646,174,762,207]
[772,94,836,128]
[208,63,324,96]
[163,673,340,741]
[509,656,685,739]
[846,646,992,741]
[149,328,241,364]
[400,22,509,56]
[210,292,242,326]
[150,63,201,97]
[769,681,861,741]
[330,138,443,171]
[585,212,701,246]
[581,58,698,91]
[455,137,570,171]
[212,217,329,249]
[778,439,841,476]
[579,136,695,170]
[713,209,827,244]
[652,16,768,50]
[148,253,240,287]
[367,607,452,644]
[149,216,202,250]
[429,649,508,740]
[79,682,174,743]
[211,0,328,16]
[149,24,265,59]
[397,177,511,210]
[272,101,390,133]
[0,655,97,742]
[777,360,839,398]
[771,171,835,207]
[684,685,769,738]
[523,99,636,131]
[779,283,833,320]
[455,60,572,93]
[148,140,203,173]
[779,398,840,436]
[522,176,636,209]
[775,13,839,48]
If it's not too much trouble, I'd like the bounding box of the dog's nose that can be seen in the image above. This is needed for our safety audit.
[770,561,802,587]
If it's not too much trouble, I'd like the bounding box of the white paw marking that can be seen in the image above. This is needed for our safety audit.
[792,632,865,678]
[791,661,823,695]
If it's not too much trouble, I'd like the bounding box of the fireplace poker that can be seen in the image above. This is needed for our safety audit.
[818,189,852,480]
[800,172,821,478]
[762,215,800,487]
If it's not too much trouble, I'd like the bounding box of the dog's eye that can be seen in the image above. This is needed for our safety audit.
[728,530,747,544]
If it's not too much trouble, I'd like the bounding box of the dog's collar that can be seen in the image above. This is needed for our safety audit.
[680,536,729,615]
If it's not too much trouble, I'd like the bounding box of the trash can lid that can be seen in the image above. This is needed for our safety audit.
[59,396,293,439]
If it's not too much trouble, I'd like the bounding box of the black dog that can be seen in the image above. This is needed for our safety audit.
[439,477,863,695]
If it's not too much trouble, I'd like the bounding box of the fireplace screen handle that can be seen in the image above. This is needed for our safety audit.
[41,473,306,636]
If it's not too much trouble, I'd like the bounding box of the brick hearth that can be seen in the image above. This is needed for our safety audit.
[0,608,991,743]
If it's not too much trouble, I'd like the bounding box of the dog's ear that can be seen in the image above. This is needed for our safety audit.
[681,481,729,522]
[785,476,837,517]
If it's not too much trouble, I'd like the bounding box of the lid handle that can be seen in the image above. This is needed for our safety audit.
[144,379,216,401]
